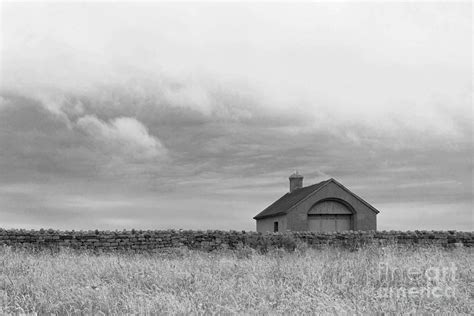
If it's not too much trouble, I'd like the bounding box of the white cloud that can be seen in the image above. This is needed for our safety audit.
[76,115,166,161]
[161,79,213,116]
[1,2,470,146]
[0,96,11,111]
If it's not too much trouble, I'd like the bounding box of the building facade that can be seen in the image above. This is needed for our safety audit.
[254,173,379,233]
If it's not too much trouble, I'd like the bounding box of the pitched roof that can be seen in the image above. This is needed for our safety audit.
[253,179,330,220]
[253,178,379,220]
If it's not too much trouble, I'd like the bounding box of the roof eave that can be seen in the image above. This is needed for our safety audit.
[329,178,380,214]
[253,211,287,220]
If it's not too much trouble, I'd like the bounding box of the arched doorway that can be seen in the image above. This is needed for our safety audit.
[308,200,353,232]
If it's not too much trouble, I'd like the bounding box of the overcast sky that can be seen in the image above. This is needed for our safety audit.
[0,1,472,231]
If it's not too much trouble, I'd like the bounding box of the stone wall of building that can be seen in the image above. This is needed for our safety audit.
[0,229,472,252]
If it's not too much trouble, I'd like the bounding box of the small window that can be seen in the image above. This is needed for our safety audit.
[273,221,279,232]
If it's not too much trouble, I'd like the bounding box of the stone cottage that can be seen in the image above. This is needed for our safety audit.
[254,172,379,232]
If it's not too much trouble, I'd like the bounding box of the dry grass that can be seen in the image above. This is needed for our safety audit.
[0,244,472,314]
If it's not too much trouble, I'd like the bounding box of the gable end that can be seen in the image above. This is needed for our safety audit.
[328,178,379,214]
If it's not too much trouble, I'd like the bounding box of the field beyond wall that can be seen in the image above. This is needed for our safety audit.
[0,243,472,314]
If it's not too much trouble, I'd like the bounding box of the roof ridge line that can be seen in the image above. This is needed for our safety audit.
[253,179,330,219]
[283,179,331,213]
[329,178,380,214]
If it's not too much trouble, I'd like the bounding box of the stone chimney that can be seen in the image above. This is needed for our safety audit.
[289,171,303,192]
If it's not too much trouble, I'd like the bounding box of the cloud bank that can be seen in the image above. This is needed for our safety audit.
[0,2,472,231]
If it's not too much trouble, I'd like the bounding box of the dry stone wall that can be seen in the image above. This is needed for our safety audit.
[0,229,472,252]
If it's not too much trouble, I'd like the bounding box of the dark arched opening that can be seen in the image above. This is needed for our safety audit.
[307,198,355,232]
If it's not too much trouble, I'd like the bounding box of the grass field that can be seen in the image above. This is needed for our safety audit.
[0,244,472,314]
